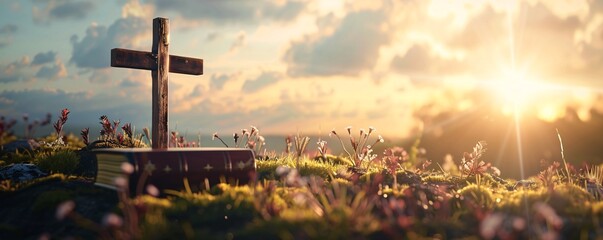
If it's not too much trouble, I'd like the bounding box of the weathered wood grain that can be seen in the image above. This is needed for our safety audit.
[152,17,169,150]
[111,49,203,75]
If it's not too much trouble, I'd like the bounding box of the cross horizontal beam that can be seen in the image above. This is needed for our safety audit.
[111,48,204,75]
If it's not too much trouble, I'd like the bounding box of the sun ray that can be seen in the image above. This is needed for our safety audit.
[495,120,514,168]
[503,0,532,226]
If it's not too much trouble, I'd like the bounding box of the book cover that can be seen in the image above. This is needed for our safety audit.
[93,148,256,193]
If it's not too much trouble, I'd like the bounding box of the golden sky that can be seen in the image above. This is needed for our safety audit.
[1,0,602,139]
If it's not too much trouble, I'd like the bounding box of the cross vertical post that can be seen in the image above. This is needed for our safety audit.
[152,18,169,149]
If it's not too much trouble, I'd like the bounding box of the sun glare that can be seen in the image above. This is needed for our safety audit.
[490,70,542,113]
[537,105,564,122]
[485,69,576,122]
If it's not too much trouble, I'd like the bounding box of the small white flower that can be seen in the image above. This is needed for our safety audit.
[419,148,427,155]
[102,213,124,227]
[114,176,128,190]
[292,192,308,205]
[276,166,290,176]
[28,139,41,149]
[146,184,160,197]
[329,129,337,137]
[38,233,50,240]
[480,213,504,239]
[56,201,75,220]
[121,162,134,174]
[534,202,563,228]
[490,167,501,176]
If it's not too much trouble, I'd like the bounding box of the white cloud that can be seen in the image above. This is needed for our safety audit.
[0,51,67,83]
[284,9,392,77]
[205,32,221,42]
[390,44,465,76]
[0,24,17,34]
[35,59,67,80]
[149,0,305,24]
[70,0,155,72]
[532,0,590,20]
[121,0,154,18]
[242,71,282,93]
[0,57,30,83]
[120,78,143,88]
[31,51,57,65]
[229,32,246,53]
[69,17,150,69]
[209,73,236,90]
[32,0,94,24]
[0,24,17,48]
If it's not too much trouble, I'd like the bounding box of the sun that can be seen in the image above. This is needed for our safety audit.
[482,68,580,123]
[487,69,553,117]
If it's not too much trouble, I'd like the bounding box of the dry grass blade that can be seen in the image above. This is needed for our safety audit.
[556,129,572,184]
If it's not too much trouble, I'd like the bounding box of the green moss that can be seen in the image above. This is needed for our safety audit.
[239,203,379,240]
[32,189,74,212]
[497,183,593,217]
[35,150,79,175]
[240,216,364,240]
[593,200,603,210]
[329,178,352,188]
[0,150,36,166]
[171,187,257,228]
[255,159,283,180]
[0,135,17,148]
[454,184,495,210]
[359,169,423,187]
[550,183,594,215]
[422,174,449,184]
[470,174,495,185]
[297,160,339,179]
[257,156,345,181]
[0,174,67,192]
[313,154,353,166]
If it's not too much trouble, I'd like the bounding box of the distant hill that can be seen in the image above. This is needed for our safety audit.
[418,106,603,179]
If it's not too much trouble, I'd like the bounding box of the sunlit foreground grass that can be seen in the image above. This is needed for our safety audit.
[124,160,603,239]
[1,110,602,239]
[3,150,603,239]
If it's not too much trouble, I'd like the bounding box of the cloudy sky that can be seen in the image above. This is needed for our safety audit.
[1,0,603,140]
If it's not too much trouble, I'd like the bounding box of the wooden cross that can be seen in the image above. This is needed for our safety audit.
[110,17,203,149]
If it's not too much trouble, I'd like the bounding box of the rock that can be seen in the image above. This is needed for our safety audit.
[1,140,34,153]
[0,163,48,183]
